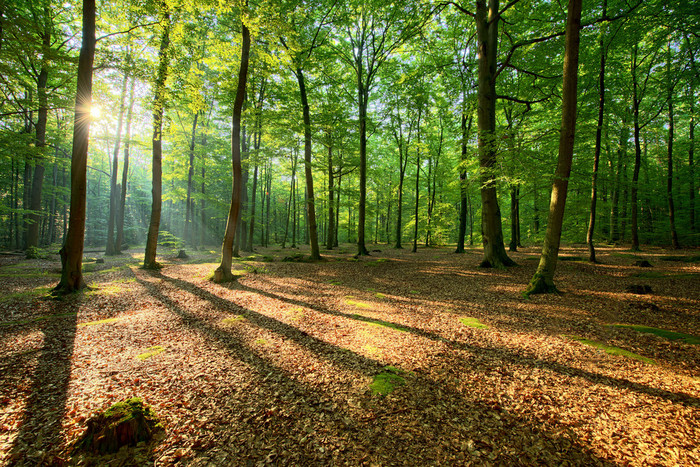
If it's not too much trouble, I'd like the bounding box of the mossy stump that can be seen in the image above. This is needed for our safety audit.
[76,398,162,454]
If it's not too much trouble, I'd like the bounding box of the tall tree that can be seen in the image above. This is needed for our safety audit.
[105,73,128,255]
[214,14,251,282]
[526,0,583,295]
[143,1,171,269]
[52,0,95,294]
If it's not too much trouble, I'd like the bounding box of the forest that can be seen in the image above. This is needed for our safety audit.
[0,0,699,464]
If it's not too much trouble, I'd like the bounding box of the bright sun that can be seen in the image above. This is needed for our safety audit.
[89,104,102,119]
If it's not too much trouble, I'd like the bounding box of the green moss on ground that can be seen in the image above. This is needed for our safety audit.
[459,317,488,329]
[567,335,655,364]
[222,315,246,325]
[137,346,165,360]
[79,317,120,327]
[369,366,407,396]
[612,325,700,345]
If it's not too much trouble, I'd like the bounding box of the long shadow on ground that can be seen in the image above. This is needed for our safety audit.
[7,298,79,465]
[135,270,613,465]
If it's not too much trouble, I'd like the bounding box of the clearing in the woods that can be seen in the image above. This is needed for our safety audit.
[0,245,699,465]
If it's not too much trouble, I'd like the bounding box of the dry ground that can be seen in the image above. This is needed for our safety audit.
[0,244,699,466]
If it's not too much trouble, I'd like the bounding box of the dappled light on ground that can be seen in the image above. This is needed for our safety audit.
[0,245,698,464]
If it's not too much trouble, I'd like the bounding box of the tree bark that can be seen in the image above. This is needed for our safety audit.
[587,1,606,262]
[456,109,473,253]
[526,0,583,295]
[666,41,680,249]
[475,0,515,268]
[53,0,95,294]
[296,68,321,260]
[26,16,51,251]
[184,111,199,246]
[630,43,643,251]
[326,132,335,249]
[357,82,370,256]
[143,5,170,269]
[215,19,250,282]
[106,74,128,255]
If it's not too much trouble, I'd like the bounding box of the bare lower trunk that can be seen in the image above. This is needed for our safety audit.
[143,7,170,269]
[106,74,128,255]
[475,0,515,268]
[116,79,136,253]
[215,20,250,282]
[526,0,582,295]
[53,0,95,294]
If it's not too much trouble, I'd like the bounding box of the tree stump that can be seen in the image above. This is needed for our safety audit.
[177,250,188,259]
[634,260,652,268]
[76,398,162,454]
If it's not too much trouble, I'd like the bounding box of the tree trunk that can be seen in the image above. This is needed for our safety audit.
[27,21,51,251]
[630,43,642,251]
[116,79,136,253]
[53,0,95,294]
[143,5,170,269]
[326,134,335,249]
[357,84,370,256]
[456,110,473,253]
[106,74,128,255]
[475,0,515,268]
[587,1,606,262]
[609,118,628,243]
[412,118,421,254]
[509,186,518,251]
[666,42,680,249]
[215,20,250,281]
[526,0,582,295]
[184,111,199,246]
[296,68,321,260]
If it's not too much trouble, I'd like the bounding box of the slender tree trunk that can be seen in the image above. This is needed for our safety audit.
[200,134,207,246]
[357,85,370,255]
[609,119,628,243]
[335,167,341,247]
[116,79,136,252]
[27,20,51,251]
[587,3,606,262]
[143,5,170,269]
[456,110,473,253]
[53,0,95,294]
[215,20,250,281]
[526,0,583,295]
[184,111,199,246]
[106,74,128,255]
[412,118,421,254]
[475,0,515,268]
[630,43,643,251]
[666,42,680,249]
[326,135,335,249]
[296,68,321,259]
[690,84,696,235]
[509,186,518,251]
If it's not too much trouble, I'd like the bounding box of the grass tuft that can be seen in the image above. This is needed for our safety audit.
[612,325,700,345]
[78,317,119,327]
[459,317,488,329]
[137,345,165,360]
[567,335,655,364]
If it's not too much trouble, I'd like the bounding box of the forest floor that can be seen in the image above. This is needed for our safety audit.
[0,243,699,466]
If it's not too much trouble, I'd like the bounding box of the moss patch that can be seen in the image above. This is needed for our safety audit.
[0,285,52,302]
[459,317,488,329]
[222,315,246,325]
[0,311,77,327]
[345,298,373,309]
[374,292,386,299]
[369,366,407,396]
[137,345,165,360]
[75,397,162,454]
[612,325,700,345]
[79,317,120,327]
[567,335,655,364]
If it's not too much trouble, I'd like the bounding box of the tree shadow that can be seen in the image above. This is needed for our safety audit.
[7,298,79,465]
[135,270,612,465]
[234,280,700,409]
